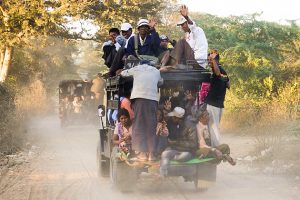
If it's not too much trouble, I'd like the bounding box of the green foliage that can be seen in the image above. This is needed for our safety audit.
[194,13,300,64]
[1,0,299,130]
[190,13,300,127]
[0,0,167,46]
[9,37,78,90]
[0,82,23,153]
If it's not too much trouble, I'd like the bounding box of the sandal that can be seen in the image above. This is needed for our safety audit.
[224,155,236,166]
[148,153,157,162]
[135,152,148,161]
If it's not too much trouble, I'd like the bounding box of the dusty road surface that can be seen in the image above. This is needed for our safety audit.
[0,116,299,200]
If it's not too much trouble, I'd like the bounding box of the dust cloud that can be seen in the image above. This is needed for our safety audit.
[0,113,299,200]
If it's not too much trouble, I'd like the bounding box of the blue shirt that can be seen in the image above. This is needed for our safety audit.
[125,29,160,57]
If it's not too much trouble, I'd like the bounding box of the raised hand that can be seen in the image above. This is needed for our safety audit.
[164,99,172,111]
[149,17,158,29]
[180,4,189,17]
[208,52,218,60]
[184,90,194,100]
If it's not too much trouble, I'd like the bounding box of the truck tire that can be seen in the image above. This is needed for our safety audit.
[110,147,137,192]
[195,162,217,191]
[97,142,110,177]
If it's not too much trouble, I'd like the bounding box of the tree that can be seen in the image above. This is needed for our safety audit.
[0,0,167,82]
[191,13,300,123]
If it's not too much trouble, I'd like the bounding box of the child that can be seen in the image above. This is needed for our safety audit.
[155,109,169,155]
[113,108,132,154]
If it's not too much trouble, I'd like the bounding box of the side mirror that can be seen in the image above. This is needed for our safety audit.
[98,105,105,117]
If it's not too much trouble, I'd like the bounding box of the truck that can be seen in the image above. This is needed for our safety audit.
[97,66,218,192]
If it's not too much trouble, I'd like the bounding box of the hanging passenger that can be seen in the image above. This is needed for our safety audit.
[204,50,230,147]
[120,62,163,162]
[113,108,132,154]
[160,107,199,177]
[155,108,169,155]
[195,105,236,166]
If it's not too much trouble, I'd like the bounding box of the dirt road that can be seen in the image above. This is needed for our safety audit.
[0,116,299,200]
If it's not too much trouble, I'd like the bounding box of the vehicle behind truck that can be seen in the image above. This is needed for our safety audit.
[58,80,95,127]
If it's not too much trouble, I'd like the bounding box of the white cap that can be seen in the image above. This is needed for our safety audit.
[137,19,149,28]
[177,16,187,26]
[167,107,185,118]
[160,35,168,40]
[120,23,132,31]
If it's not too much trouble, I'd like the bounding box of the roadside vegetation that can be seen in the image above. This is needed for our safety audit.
[0,0,299,161]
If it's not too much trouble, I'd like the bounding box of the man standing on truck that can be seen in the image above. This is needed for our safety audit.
[120,63,163,161]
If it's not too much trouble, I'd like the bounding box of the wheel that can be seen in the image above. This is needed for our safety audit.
[194,179,213,191]
[110,147,137,192]
[97,142,110,177]
[195,163,217,191]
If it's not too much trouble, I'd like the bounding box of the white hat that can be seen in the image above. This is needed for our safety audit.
[177,16,187,26]
[160,35,168,40]
[167,107,185,118]
[137,19,149,28]
[120,23,132,31]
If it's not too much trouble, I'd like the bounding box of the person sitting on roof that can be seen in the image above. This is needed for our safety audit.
[158,35,175,62]
[121,22,135,48]
[109,23,135,77]
[102,28,126,68]
[160,5,208,70]
[125,18,161,59]
[159,35,174,52]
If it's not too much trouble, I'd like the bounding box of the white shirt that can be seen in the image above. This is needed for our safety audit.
[196,121,210,148]
[139,35,146,46]
[113,122,132,138]
[121,64,163,101]
[125,33,135,48]
[185,21,208,66]
[101,40,121,51]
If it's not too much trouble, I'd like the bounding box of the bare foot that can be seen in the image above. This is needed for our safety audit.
[159,66,175,72]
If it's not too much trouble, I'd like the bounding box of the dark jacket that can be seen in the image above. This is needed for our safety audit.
[125,29,160,57]
[102,44,117,68]
[169,116,199,154]
[205,64,229,108]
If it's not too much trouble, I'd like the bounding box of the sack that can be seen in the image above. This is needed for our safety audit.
[137,55,159,65]
[134,35,159,65]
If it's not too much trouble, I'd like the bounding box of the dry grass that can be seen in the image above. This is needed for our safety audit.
[0,84,23,153]
[222,79,299,131]
[0,79,50,153]
[221,82,299,176]
[15,79,50,116]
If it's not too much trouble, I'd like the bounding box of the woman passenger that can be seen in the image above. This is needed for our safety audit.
[113,108,132,154]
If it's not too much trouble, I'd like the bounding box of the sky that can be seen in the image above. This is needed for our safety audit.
[179,0,300,23]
